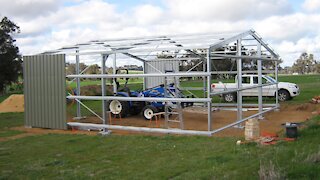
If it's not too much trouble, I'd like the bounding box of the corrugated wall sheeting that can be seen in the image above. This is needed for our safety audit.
[144,60,179,88]
[23,54,67,129]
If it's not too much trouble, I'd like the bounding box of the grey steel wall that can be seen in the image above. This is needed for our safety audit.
[23,54,67,129]
[144,60,179,88]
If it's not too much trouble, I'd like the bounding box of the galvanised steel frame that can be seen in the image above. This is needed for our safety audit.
[41,29,280,136]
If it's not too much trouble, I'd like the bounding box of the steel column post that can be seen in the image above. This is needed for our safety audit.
[257,42,263,119]
[207,47,212,131]
[236,39,243,124]
[275,61,279,108]
[113,53,117,94]
[76,49,81,118]
[101,55,108,125]
[203,57,207,99]
[143,61,146,90]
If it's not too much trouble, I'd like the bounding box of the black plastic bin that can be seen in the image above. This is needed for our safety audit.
[284,123,299,138]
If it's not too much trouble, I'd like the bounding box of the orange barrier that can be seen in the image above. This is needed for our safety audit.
[149,112,165,128]
[108,111,122,125]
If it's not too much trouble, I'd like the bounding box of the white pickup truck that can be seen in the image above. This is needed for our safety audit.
[211,75,300,102]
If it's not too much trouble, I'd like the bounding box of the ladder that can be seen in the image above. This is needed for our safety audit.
[164,63,184,129]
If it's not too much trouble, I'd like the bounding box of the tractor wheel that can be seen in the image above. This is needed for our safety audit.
[278,90,290,102]
[142,105,158,120]
[223,93,236,102]
[130,101,144,115]
[107,100,129,118]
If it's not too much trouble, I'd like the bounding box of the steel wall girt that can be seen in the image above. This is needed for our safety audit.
[67,95,211,103]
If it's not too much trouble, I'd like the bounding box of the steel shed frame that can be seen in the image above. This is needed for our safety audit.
[32,29,280,136]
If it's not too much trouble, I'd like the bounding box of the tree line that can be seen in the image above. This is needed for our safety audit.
[289,53,320,74]
[0,17,21,94]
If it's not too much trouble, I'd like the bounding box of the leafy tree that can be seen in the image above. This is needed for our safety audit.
[0,17,21,94]
[66,63,88,75]
[292,53,316,74]
[87,64,100,74]
[315,62,320,73]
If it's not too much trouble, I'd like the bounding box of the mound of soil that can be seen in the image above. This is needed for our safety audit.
[0,94,24,113]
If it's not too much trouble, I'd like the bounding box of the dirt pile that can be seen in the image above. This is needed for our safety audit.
[0,94,24,113]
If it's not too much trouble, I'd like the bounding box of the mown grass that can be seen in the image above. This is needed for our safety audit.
[0,95,10,103]
[0,113,24,137]
[67,100,103,116]
[0,92,23,103]
[279,74,320,104]
[0,113,319,179]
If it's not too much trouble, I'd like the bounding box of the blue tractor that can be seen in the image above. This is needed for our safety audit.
[107,69,193,120]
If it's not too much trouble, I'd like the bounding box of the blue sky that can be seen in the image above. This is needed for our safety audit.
[0,0,319,66]
[106,0,165,8]
[291,0,304,10]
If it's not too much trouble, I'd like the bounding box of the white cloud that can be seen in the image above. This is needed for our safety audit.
[0,0,63,20]
[253,13,320,41]
[303,0,320,12]
[14,0,123,53]
[3,0,318,67]
[50,0,120,28]
[133,4,164,25]
[17,20,51,37]
[274,35,320,65]
[165,0,292,21]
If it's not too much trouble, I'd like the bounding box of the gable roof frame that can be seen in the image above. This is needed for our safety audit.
[209,30,279,60]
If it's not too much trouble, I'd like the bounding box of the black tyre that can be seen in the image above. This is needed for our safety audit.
[188,102,194,107]
[107,100,129,118]
[278,90,290,102]
[223,93,236,102]
[130,101,145,115]
[142,105,158,120]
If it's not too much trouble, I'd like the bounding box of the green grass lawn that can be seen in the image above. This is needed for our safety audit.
[0,92,23,103]
[0,94,11,103]
[0,113,319,179]
[0,113,24,137]
[279,74,320,104]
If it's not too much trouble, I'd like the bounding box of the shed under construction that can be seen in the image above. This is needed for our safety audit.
[23,29,280,136]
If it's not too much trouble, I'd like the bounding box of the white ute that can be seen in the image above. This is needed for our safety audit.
[211,74,300,102]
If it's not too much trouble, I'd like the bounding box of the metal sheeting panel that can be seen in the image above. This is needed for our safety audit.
[144,60,179,89]
[23,54,67,129]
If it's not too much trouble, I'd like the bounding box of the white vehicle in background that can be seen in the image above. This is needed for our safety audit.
[211,74,300,102]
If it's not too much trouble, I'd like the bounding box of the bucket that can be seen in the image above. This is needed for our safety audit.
[245,118,260,140]
[285,123,298,138]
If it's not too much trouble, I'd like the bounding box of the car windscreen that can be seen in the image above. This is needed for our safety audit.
[264,76,276,83]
